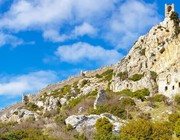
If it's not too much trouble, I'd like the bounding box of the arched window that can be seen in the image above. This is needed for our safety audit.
[172,86,175,90]
[165,86,168,91]
[179,82,180,88]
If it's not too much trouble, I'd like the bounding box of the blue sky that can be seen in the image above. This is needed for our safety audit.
[0,0,179,110]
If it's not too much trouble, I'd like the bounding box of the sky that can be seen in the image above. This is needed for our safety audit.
[0,0,179,110]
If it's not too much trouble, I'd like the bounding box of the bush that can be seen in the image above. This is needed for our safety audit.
[119,97,136,107]
[81,80,89,87]
[175,95,180,105]
[55,114,66,124]
[116,88,150,101]
[66,124,73,131]
[117,71,128,81]
[129,73,144,81]
[51,84,71,98]
[120,119,153,139]
[150,94,168,102]
[116,89,133,96]
[133,88,150,101]
[120,119,173,140]
[94,118,113,140]
[68,97,84,108]
[94,97,135,120]
[151,121,173,140]
[168,112,180,124]
[95,74,103,78]
[141,48,146,55]
[138,113,151,120]
[0,129,55,140]
[150,71,157,81]
[175,119,180,137]
[101,69,113,81]
[27,102,39,111]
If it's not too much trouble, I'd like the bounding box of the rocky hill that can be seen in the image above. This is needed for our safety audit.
[0,4,180,140]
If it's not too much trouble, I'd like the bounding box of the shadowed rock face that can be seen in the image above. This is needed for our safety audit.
[94,90,106,109]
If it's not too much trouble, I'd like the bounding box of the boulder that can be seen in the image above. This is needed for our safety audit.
[94,90,106,109]
[65,114,123,134]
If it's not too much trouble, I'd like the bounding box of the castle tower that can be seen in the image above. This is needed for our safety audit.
[165,4,175,18]
[22,93,29,105]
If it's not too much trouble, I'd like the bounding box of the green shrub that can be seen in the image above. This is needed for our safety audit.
[138,113,151,120]
[101,69,113,81]
[94,97,135,120]
[119,97,136,107]
[117,71,128,81]
[0,129,55,140]
[141,48,146,55]
[175,95,180,105]
[151,121,173,140]
[94,118,113,140]
[150,94,168,102]
[102,69,113,76]
[175,119,180,137]
[95,74,103,78]
[68,97,83,108]
[81,79,89,87]
[50,84,71,98]
[168,112,180,124]
[133,88,150,101]
[129,73,144,81]
[66,124,73,131]
[55,114,66,124]
[116,88,150,101]
[116,89,133,96]
[150,71,157,81]
[27,102,39,111]
[120,119,173,140]
[120,119,153,139]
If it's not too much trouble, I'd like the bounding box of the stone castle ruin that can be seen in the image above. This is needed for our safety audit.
[165,4,175,17]
[157,4,180,98]
[158,69,180,98]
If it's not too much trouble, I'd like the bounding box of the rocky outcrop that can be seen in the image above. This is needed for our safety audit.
[111,12,180,96]
[94,90,106,109]
[0,109,39,123]
[65,113,123,134]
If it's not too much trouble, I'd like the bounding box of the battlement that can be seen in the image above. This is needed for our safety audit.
[165,4,175,18]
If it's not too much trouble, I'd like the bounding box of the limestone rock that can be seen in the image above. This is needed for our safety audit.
[65,114,123,134]
[94,90,106,109]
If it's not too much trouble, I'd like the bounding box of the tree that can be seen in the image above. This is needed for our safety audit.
[94,117,113,140]
[120,119,152,139]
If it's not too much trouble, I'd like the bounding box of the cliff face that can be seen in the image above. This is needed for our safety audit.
[111,12,180,96]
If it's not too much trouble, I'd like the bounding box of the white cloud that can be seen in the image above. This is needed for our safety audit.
[73,22,96,37]
[43,29,69,42]
[43,22,96,42]
[0,0,117,31]
[0,0,160,50]
[55,42,123,65]
[0,33,23,47]
[105,0,160,49]
[0,71,58,96]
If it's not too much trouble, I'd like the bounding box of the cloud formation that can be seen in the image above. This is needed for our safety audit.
[0,33,23,47]
[55,42,123,65]
[0,0,160,50]
[0,71,58,96]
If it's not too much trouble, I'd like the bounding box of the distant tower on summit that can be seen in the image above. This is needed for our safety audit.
[165,4,175,17]
[22,93,29,105]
